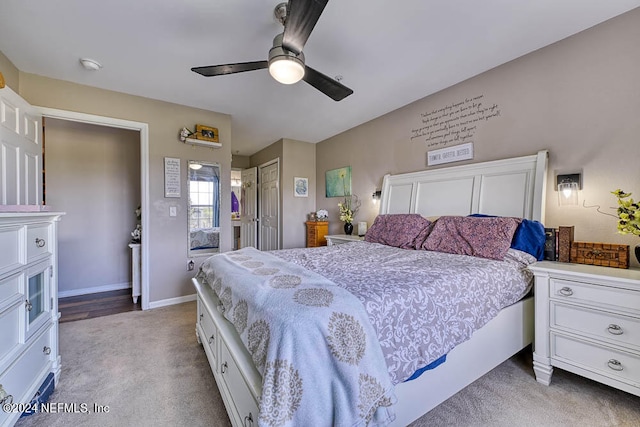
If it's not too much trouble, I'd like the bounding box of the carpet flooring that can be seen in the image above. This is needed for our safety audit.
[15,301,640,427]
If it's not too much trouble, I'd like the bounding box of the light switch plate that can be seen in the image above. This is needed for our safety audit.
[169,206,177,217]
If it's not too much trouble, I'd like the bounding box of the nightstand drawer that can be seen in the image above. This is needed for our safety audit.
[551,301,640,351]
[550,278,640,313]
[551,332,640,385]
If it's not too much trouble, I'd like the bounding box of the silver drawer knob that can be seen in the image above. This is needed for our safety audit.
[25,300,33,311]
[208,335,215,344]
[35,238,46,248]
[43,346,51,355]
[607,359,623,371]
[558,287,573,297]
[244,412,253,427]
[0,384,14,405]
[607,324,623,335]
[221,361,228,374]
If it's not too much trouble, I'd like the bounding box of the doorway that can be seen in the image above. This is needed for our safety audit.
[45,118,140,304]
[38,107,150,310]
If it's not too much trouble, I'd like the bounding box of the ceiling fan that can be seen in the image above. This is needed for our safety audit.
[191,0,353,102]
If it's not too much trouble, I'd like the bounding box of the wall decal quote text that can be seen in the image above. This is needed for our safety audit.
[411,94,501,148]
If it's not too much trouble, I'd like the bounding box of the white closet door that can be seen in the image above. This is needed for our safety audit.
[0,86,42,205]
[259,160,279,251]
[240,167,258,249]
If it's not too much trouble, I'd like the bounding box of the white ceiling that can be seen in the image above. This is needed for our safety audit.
[1,1,639,156]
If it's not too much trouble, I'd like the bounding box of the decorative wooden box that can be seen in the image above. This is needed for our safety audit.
[570,242,629,269]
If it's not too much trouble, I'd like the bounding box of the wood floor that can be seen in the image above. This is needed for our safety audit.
[59,288,141,323]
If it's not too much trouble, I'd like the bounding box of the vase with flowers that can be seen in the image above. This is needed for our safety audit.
[338,194,360,235]
[612,189,640,263]
[130,205,142,243]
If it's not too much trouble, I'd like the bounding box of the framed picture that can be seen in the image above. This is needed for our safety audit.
[195,124,219,143]
[294,177,308,197]
[325,166,351,197]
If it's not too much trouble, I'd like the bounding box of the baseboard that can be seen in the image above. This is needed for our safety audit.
[148,293,196,309]
[58,282,131,298]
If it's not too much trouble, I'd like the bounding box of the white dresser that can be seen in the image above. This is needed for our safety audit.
[0,212,63,427]
[530,261,640,397]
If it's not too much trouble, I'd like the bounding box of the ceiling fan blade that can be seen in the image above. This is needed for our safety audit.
[191,61,268,77]
[303,66,353,101]
[282,0,329,55]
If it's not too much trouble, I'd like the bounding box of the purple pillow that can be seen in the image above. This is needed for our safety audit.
[420,216,521,260]
[365,214,432,249]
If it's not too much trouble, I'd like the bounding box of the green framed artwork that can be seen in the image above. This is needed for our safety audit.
[325,166,351,197]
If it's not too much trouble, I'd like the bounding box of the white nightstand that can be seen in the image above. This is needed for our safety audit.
[324,234,364,246]
[529,261,640,397]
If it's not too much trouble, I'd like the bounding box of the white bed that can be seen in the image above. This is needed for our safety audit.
[192,150,548,426]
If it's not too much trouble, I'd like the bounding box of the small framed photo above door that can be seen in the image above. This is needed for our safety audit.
[195,124,219,143]
[294,177,308,197]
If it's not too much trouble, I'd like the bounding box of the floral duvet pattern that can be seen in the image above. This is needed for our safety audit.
[273,242,535,384]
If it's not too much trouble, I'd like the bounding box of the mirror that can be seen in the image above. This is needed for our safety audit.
[188,161,220,256]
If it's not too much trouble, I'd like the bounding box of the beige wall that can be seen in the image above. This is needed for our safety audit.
[18,73,232,303]
[317,9,640,267]
[46,119,140,294]
[231,155,250,169]
[282,139,316,248]
[0,51,19,91]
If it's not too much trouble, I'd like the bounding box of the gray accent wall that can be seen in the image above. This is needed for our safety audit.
[316,9,640,267]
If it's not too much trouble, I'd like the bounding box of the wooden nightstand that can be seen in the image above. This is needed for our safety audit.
[306,221,328,247]
[529,261,640,397]
[325,234,364,246]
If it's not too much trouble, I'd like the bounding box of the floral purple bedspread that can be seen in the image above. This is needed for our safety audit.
[272,241,535,384]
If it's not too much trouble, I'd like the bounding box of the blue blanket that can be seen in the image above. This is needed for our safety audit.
[198,247,396,427]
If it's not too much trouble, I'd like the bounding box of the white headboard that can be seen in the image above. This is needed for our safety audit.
[379,150,548,223]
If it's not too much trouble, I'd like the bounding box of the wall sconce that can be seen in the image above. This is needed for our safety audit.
[372,190,382,202]
[556,173,581,206]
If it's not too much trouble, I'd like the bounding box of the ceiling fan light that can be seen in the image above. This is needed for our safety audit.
[268,56,305,84]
